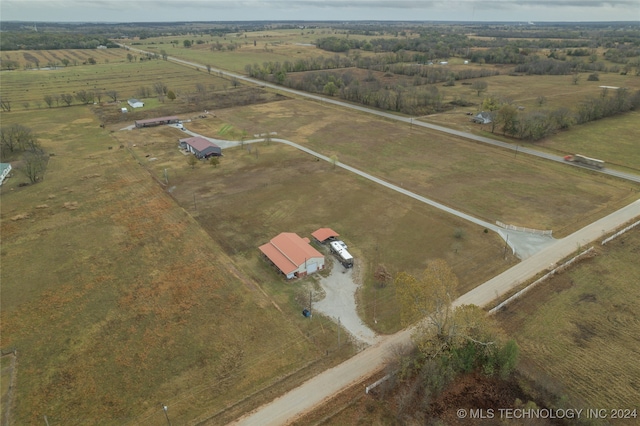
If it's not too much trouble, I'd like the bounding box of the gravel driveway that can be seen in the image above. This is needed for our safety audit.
[314,258,379,346]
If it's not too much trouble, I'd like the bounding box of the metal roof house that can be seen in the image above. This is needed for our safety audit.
[179,137,222,159]
[472,111,493,124]
[0,163,12,186]
[128,99,144,108]
[259,233,325,279]
[134,116,180,128]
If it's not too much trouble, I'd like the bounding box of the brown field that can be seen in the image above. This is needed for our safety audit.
[0,107,356,425]
[1,48,128,69]
[497,227,640,417]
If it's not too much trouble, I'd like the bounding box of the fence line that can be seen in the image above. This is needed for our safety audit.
[489,247,595,315]
[601,219,640,245]
[496,221,553,236]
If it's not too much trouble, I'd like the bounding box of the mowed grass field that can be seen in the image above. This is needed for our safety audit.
[0,107,355,424]
[116,125,518,334]
[189,98,639,236]
[497,227,640,417]
[0,53,231,108]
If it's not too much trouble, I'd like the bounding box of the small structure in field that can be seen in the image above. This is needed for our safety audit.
[0,163,12,186]
[127,99,144,108]
[134,116,180,128]
[472,111,492,124]
[259,233,325,279]
[311,228,339,244]
[179,137,222,159]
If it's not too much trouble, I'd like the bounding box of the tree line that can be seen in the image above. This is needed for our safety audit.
[481,87,640,142]
[0,32,119,51]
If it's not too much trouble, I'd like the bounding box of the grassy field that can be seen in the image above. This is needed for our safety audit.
[0,107,355,425]
[200,99,639,236]
[496,227,640,417]
[0,55,231,108]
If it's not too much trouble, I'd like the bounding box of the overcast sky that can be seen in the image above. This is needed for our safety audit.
[2,0,639,23]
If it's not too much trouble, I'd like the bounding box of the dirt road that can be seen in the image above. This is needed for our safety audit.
[230,198,640,426]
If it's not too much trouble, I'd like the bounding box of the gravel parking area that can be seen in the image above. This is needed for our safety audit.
[314,258,379,346]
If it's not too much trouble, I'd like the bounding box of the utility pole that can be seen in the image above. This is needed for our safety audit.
[309,290,312,318]
[338,317,341,348]
[161,404,171,426]
[503,234,510,259]
[164,168,168,184]
[193,193,197,210]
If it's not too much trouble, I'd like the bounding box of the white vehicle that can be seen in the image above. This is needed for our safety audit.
[329,240,353,268]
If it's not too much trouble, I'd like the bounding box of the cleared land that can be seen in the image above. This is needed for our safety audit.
[0,108,356,425]
[497,227,640,417]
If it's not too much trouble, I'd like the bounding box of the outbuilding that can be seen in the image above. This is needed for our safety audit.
[259,233,325,279]
[311,228,340,244]
[134,116,180,128]
[179,137,222,159]
[128,99,144,108]
[472,111,493,124]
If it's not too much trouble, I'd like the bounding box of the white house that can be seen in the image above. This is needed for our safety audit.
[0,163,12,186]
[259,233,325,279]
[128,99,144,108]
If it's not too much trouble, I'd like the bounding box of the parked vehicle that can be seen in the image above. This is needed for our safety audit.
[329,240,354,268]
[564,154,604,169]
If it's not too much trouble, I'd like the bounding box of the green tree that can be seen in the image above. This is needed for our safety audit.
[323,81,338,96]
[167,90,176,101]
[187,154,198,169]
[183,40,192,48]
[209,156,220,168]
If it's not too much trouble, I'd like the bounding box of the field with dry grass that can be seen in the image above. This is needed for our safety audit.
[0,55,231,109]
[497,227,640,418]
[0,107,355,425]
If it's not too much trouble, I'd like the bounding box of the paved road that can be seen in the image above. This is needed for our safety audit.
[121,44,640,184]
[231,198,640,426]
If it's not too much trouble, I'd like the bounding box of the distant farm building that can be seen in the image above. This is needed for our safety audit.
[312,228,340,244]
[0,163,12,186]
[179,137,222,159]
[134,116,180,128]
[472,111,493,124]
[259,232,325,279]
[128,99,144,108]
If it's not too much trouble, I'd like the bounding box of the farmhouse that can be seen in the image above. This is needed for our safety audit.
[134,116,180,128]
[128,99,144,108]
[259,233,325,279]
[179,137,222,159]
[0,163,12,186]
[472,111,493,124]
[312,228,340,244]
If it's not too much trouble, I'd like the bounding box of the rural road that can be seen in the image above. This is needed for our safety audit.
[231,197,640,426]
[121,44,640,184]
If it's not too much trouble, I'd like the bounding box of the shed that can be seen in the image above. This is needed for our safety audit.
[312,228,340,244]
[179,137,222,159]
[259,233,325,279]
[128,99,144,108]
[134,116,180,128]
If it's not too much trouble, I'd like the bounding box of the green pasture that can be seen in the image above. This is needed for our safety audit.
[498,228,640,412]
[0,108,354,425]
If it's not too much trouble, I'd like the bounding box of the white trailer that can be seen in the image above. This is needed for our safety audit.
[329,240,354,268]
[564,154,604,169]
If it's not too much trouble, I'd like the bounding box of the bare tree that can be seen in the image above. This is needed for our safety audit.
[22,150,48,183]
[75,90,94,104]
[187,155,198,169]
[1,124,38,157]
[105,90,118,102]
[153,82,168,96]
[43,95,54,108]
[60,93,73,106]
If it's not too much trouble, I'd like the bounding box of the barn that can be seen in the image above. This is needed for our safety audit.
[179,137,222,159]
[259,233,325,279]
[134,116,180,128]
